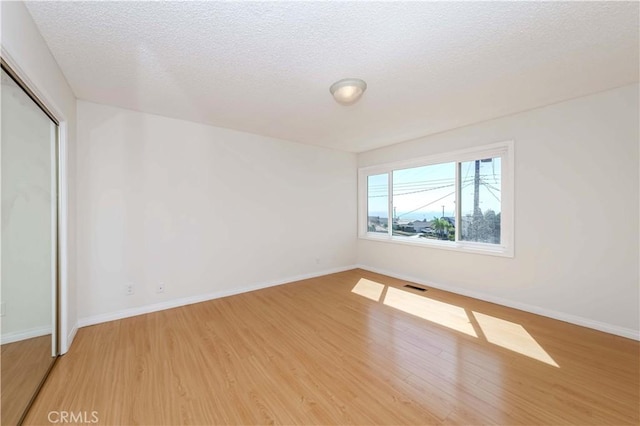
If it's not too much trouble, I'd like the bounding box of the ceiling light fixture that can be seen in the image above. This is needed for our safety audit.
[330,78,367,106]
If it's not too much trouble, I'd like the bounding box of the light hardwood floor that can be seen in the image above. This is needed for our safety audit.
[1,335,54,426]
[25,269,639,425]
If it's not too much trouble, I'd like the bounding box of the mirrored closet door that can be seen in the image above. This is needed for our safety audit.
[1,62,59,425]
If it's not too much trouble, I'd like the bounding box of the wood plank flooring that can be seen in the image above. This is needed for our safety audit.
[1,335,54,426]
[24,269,639,425]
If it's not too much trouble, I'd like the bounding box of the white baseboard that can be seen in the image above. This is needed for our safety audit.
[1,325,52,345]
[78,265,358,328]
[62,324,78,354]
[355,264,640,341]
[76,263,639,341]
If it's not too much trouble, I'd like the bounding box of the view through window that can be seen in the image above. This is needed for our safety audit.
[367,173,388,234]
[460,158,501,244]
[391,162,456,241]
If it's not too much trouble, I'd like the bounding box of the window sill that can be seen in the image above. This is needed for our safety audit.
[358,233,514,258]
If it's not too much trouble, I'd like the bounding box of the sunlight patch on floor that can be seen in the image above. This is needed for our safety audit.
[383,287,477,337]
[472,311,559,367]
[351,278,385,302]
[351,278,559,367]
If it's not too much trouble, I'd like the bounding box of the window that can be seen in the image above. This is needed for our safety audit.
[460,158,502,244]
[359,141,513,257]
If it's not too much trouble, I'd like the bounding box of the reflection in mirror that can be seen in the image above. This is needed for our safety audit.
[1,64,58,425]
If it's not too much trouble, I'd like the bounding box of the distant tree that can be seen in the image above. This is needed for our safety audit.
[463,209,501,243]
[483,209,500,243]
[432,217,453,240]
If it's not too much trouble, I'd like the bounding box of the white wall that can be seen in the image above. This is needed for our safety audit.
[358,84,640,338]
[1,1,78,352]
[76,101,356,323]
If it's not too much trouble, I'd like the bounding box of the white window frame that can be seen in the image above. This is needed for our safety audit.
[358,141,514,257]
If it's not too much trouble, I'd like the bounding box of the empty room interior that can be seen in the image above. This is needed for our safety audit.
[1,1,639,425]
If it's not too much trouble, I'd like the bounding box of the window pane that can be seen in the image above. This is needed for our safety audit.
[392,163,456,241]
[460,157,501,244]
[367,173,388,234]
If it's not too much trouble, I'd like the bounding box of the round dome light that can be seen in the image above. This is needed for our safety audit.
[329,78,367,106]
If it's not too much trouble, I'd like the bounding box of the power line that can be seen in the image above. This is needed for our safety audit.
[396,181,474,218]
[368,174,498,189]
[369,183,456,198]
[479,179,501,192]
[393,184,455,197]
[481,182,501,203]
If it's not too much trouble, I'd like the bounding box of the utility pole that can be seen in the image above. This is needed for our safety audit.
[473,160,481,240]
[442,205,445,218]
[474,160,481,216]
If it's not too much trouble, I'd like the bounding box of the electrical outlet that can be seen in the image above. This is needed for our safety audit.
[125,283,135,296]
[156,282,165,294]
[0,302,5,317]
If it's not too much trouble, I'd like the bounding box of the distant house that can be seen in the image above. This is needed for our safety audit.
[378,217,455,234]
[394,219,414,232]
[409,219,432,233]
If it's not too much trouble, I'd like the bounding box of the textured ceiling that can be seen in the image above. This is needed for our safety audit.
[25,1,639,153]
